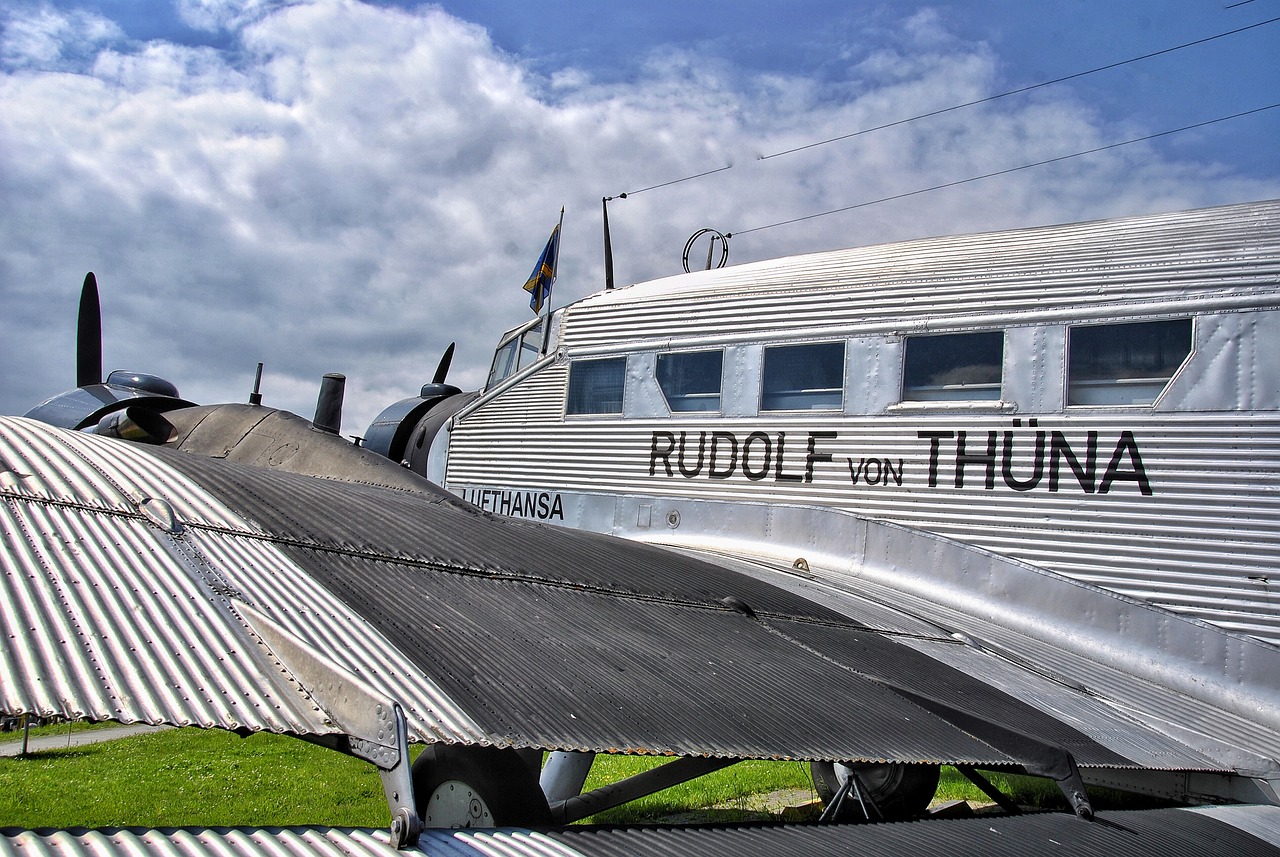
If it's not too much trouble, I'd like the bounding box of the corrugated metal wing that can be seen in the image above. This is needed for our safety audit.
[2,416,1231,772]
[4,806,1280,857]
[0,416,484,743]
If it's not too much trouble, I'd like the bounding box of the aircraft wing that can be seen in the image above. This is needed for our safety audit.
[3,412,1280,850]
[5,806,1280,857]
[0,414,1228,769]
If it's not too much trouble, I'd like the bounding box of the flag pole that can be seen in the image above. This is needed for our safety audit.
[542,207,564,354]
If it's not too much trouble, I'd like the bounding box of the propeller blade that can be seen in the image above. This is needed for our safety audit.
[76,272,102,388]
[432,342,455,385]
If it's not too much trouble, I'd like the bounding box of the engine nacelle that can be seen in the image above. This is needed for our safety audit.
[24,370,194,430]
[363,384,476,477]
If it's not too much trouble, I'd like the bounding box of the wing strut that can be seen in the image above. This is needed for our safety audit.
[234,603,423,848]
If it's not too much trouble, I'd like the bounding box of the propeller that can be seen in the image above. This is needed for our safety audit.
[25,271,190,429]
[76,272,102,388]
[432,342,455,385]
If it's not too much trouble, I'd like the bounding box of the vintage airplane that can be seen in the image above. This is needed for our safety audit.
[4,203,1280,856]
[361,199,1280,801]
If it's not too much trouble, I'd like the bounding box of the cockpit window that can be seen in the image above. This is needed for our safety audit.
[657,350,723,412]
[761,342,844,411]
[487,340,519,389]
[567,357,626,415]
[903,332,1004,401]
[1068,318,1192,405]
[486,319,545,389]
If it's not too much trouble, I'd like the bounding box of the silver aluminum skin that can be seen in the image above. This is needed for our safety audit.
[440,199,1280,801]
[445,200,1280,645]
[6,806,1280,856]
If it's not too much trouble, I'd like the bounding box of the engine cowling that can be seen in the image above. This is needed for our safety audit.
[24,370,195,430]
[362,384,477,477]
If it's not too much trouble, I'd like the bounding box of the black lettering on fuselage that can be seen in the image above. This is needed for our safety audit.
[460,487,565,520]
[643,424,1152,497]
[649,431,675,476]
[1001,419,1045,491]
[848,457,905,486]
[741,431,772,481]
[709,432,738,479]
[1099,430,1152,495]
[918,423,1152,495]
[678,431,707,477]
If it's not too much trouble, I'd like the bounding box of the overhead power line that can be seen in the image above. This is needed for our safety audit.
[609,16,1279,198]
[757,16,1280,161]
[625,165,733,196]
[728,102,1280,238]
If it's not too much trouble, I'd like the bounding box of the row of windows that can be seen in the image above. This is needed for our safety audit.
[566,319,1193,416]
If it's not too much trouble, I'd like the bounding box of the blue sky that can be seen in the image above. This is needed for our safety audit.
[2,0,1277,429]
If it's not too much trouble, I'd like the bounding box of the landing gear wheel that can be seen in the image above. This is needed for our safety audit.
[412,744,553,828]
[811,761,940,821]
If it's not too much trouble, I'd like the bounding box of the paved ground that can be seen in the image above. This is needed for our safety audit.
[0,724,171,757]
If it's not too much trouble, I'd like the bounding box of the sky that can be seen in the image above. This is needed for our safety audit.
[2,0,1278,434]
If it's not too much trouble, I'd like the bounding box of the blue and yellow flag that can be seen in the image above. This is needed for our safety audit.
[523,223,561,314]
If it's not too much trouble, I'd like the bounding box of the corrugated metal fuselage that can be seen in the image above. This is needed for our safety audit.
[442,200,1280,646]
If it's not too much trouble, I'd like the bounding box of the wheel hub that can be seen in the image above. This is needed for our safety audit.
[423,780,494,828]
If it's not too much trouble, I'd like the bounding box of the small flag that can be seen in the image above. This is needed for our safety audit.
[523,222,561,314]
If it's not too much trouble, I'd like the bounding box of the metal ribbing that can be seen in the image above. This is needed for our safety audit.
[290,557,1011,763]
[2,418,1266,770]
[4,809,1280,857]
[560,200,1280,349]
[467,363,568,425]
[158,447,853,620]
[1186,805,1280,848]
[0,829,434,857]
[895,638,1221,771]
[0,416,253,531]
[0,496,323,732]
[669,547,1224,772]
[0,416,488,743]
[540,806,1280,856]
[139,447,1027,765]
[802,556,1280,763]
[186,530,488,745]
[446,412,1280,645]
[0,417,333,733]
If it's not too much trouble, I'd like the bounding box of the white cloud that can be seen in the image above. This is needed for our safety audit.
[1,0,1273,434]
[1,3,122,69]
[175,0,283,32]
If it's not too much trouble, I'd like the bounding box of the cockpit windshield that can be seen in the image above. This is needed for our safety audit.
[486,318,545,389]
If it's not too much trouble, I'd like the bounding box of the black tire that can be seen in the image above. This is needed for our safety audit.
[811,761,940,821]
[413,744,553,828]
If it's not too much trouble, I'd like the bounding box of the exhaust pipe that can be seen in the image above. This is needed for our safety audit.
[312,373,345,435]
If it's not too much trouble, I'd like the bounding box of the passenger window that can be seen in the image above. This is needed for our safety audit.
[1068,319,1192,405]
[566,357,626,415]
[761,342,844,411]
[657,350,723,412]
[903,332,1003,401]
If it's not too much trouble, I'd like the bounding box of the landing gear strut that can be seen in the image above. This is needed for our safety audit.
[811,761,940,821]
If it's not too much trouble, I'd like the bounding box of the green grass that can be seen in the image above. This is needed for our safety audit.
[0,726,1161,829]
[0,719,125,744]
[0,728,393,829]
[582,756,817,823]
[935,769,1062,808]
